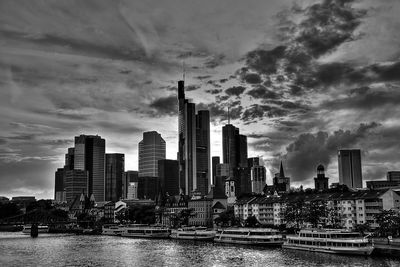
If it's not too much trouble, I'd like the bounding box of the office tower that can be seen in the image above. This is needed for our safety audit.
[222,124,239,176]
[74,135,105,202]
[65,147,74,170]
[137,177,159,200]
[248,157,260,169]
[158,159,179,196]
[196,110,211,195]
[65,170,88,203]
[138,131,166,177]
[338,149,362,188]
[177,80,211,196]
[105,153,125,201]
[127,182,138,199]
[54,168,66,202]
[212,156,220,187]
[215,163,230,194]
[251,165,266,194]
[273,161,290,192]
[122,171,138,199]
[387,171,400,182]
[314,164,329,191]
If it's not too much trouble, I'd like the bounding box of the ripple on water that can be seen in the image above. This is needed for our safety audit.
[0,233,399,267]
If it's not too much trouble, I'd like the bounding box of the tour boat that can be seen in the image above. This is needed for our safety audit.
[283,229,374,255]
[22,225,49,234]
[120,224,171,239]
[102,225,125,236]
[170,226,216,241]
[214,228,284,246]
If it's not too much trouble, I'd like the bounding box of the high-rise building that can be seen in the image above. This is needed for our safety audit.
[123,171,138,199]
[65,169,88,203]
[138,131,166,178]
[314,164,329,191]
[158,159,179,196]
[105,153,125,201]
[212,156,220,186]
[196,110,210,195]
[338,149,362,189]
[74,135,106,202]
[137,177,159,200]
[251,165,266,194]
[178,80,210,196]
[387,171,400,182]
[65,147,75,170]
[54,168,66,202]
[222,124,249,195]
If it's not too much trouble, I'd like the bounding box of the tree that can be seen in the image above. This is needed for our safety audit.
[354,223,371,235]
[214,210,240,227]
[244,215,259,227]
[283,199,307,229]
[127,205,156,224]
[0,202,22,220]
[307,201,327,228]
[374,210,400,237]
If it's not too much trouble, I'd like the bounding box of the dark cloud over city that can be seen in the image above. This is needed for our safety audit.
[1,0,400,198]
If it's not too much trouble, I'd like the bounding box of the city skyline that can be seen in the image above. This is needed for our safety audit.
[1,0,400,199]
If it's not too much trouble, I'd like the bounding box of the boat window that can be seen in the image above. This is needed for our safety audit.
[306,241,312,245]
[320,234,326,238]
[320,242,326,246]
[312,234,319,238]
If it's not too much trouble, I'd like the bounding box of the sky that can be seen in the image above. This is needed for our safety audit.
[1,0,400,199]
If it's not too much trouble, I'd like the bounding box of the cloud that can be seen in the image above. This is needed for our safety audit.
[282,122,380,183]
[247,85,280,99]
[149,95,177,116]
[225,86,246,97]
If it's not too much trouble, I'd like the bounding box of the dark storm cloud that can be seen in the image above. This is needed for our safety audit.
[204,54,225,68]
[219,78,228,83]
[247,85,280,99]
[243,73,262,84]
[0,138,7,145]
[194,75,212,80]
[322,86,400,110]
[206,80,222,88]
[197,102,242,123]
[225,86,246,97]
[95,121,144,135]
[205,89,222,95]
[241,104,288,123]
[149,95,177,116]
[215,95,229,103]
[185,85,201,91]
[282,122,380,183]
[245,46,286,75]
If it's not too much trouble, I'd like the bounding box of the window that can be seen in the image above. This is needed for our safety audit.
[358,207,363,210]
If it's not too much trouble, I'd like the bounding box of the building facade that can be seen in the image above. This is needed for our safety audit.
[65,169,88,203]
[338,149,362,189]
[122,171,138,199]
[314,164,329,191]
[74,135,106,202]
[387,171,400,182]
[54,168,66,202]
[158,159,180,196]
[138,131,166,178]
[196,110,211,196]
[105,153,125,202]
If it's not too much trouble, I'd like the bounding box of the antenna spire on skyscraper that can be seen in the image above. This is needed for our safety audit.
[228,105,230,125]
[182,60,185,82]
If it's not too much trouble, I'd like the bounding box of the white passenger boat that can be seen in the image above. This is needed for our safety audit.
[120,225,170,239]
[214,228,284,246]
[170,226,216,241]
[283,229,374,255]
[22,225,49,234]
[101,225,125,236]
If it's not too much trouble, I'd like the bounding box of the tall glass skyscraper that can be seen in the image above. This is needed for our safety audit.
[74,135,106,202]
[138,131,166,178]
[105,153,125,201]
[338,149,362,189]
[178,80,210,196]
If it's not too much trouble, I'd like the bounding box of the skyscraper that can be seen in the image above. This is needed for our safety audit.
[251,165,266,194]
[65,169,88,203]
[196,110,211,195]
[387,171,400,182]
[54,168,65,202]
[338,149,362,188]
[178,80,211,196]
[105,153,125,201]
[158,159,179,196]
[138,131,166,178]
[212,156,220,187]
[123,171,138,199]
[74,135,106,202]
[65,147,74,170]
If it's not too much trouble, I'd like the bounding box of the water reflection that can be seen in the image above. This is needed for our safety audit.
[0,233,398,267]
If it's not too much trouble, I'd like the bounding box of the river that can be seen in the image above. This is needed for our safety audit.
[0,232,399,266]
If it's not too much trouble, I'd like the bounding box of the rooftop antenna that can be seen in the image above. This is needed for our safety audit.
[182,60,186,82]
[228,105,230,124]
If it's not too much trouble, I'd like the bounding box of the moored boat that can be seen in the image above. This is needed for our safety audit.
[22,224,49,234]
[120,224,170,239]
[283,229,374,255]
[102,225,125,236]
[170,226,216,241]
[214,228,284,246]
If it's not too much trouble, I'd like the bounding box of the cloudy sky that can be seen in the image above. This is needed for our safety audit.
[1,0,400,199]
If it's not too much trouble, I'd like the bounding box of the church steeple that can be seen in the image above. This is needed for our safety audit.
[279,161,285,178]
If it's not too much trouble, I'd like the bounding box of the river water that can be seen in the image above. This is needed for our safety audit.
[0,232,399,267]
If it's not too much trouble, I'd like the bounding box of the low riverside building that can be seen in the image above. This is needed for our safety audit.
[188,197,213,227]
[160,194,189,227]
[234,189,400,229]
